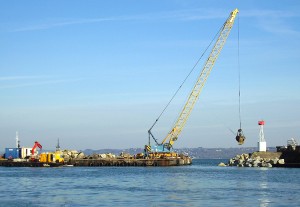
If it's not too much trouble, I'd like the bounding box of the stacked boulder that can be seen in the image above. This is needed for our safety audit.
[226,153,285,168]
[87,153,116,159]
[62,150,118,162]
[97,153,116,159]
[62,150,85,162]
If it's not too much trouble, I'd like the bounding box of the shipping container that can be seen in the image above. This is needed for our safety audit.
[5,148,21,159]
[21,147,32,158]
[40,153,47,162]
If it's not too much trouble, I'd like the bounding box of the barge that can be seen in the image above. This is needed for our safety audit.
[0,155,192,167]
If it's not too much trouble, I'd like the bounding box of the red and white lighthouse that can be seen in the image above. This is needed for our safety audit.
[258,120,266,152]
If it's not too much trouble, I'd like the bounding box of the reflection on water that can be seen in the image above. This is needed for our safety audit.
[259,182,270,207]
[258,167,270,207]
[0,160,299,206]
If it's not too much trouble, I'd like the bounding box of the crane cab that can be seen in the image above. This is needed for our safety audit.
[144,144,178,158]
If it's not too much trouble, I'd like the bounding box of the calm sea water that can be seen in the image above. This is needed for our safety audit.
[0,159,300,207]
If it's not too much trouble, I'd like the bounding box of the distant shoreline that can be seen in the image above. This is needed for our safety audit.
[1,147,278,159]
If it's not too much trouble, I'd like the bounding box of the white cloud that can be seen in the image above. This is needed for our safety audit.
[12,17,117,32]
[7,7,300,34]
[0,75,46,81]
[0,76,85,89]
[242,9,300,36]
[243,9,300,18]
[10,8,232,32]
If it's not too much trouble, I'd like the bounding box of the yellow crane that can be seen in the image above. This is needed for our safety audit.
[146,9,239,157]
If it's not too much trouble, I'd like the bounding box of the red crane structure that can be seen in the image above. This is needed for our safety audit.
[31,141,42,161]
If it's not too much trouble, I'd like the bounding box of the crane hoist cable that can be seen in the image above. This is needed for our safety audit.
[235,13,246,145]
[148,18,225,146]
[238,14,241,129]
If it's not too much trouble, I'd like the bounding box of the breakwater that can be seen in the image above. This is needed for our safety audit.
[225,152,284,167]
[220,148,300,168]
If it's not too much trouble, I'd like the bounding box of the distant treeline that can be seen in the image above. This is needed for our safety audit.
[83,147,277,159]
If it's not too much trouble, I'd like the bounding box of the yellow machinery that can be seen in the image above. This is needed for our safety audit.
[40,151,64,163]
[146,9,239,157]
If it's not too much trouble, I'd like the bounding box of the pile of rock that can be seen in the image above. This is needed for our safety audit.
[62,150,85,162]
[220,153,285,168]
[118,152,133,159]
[62,150,118,161]
[87,153,116,159]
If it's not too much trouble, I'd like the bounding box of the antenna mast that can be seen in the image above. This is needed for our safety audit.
[56,138,61,151]
[16,131,20,148]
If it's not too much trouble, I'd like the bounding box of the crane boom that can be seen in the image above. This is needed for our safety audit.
[31,141,42,161]
[160,9,239,150]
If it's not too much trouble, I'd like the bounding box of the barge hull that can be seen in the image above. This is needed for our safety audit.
[0,160,62,167]
[0,157,192,167]
[69,157,192,167]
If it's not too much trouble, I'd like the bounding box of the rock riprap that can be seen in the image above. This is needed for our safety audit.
[221,152,284,167]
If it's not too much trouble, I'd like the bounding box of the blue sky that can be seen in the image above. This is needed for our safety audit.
[1,0,300,150]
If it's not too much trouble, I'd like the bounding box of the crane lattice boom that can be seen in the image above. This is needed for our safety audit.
[161,9,239,149]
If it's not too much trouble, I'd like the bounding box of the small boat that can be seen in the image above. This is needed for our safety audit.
[62,164,74,167]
